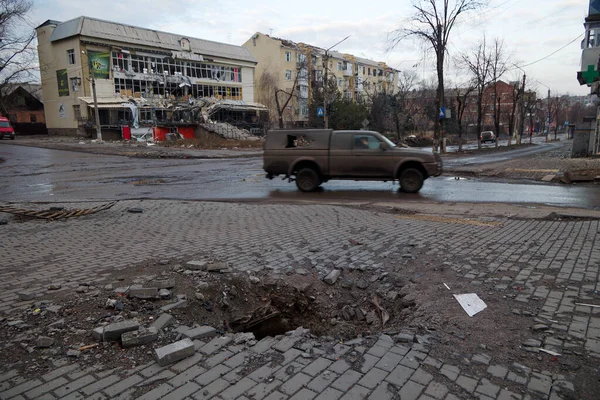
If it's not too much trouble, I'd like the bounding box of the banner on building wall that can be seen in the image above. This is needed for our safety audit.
[56,69,69,97]
[88,51,110,79]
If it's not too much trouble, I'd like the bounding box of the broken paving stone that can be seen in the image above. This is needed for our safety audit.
[159,289,171,299]
[186,260,207,270]
[396,333,415,343]
[341,305,355,321]
[149,279,175,289]
[386,290,399,301]
[47,284,62,290]
[102,320,139,342]
[340,277,354,289]
[197,281,209,290]
[206,262,229,272]
[295,268,309,275]
[152,313,174,331]
[366,310,379,325]
[36,336,54,348]
[323,270,341,285]
[161,299,188,312]
[522,339,542,348]
[356,280,369,289]
[533,324,549,331]
[122,327,159,348]
[67,349,81,358]
[114,287,129,297]
[46,305,62,313]
[49,318,65,329]
[17,291,36,301]
[249,276,260,284]
[155,338,195,366]
[195,292,205,301]
[128,207,143,213]
[182,326,217,340]
[129,285,158,299]
[472,353,492,365]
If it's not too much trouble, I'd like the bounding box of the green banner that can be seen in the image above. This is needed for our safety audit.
[56,69,69,97]
[88,50,110,79]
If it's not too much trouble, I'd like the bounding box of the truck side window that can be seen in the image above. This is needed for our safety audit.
[354,135,380,150]
[286,135,297,148]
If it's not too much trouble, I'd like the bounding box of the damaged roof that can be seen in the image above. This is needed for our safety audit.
[46,16,257,63]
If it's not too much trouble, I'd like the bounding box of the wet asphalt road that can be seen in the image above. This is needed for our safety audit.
[0,142,598,210]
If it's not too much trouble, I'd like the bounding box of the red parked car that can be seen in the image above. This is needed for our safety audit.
[0,117,15,140]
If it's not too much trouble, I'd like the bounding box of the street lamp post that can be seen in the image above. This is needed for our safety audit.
[82,51,102,142]
[323,36,350,129]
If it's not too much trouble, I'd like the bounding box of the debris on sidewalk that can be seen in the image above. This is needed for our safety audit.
[453,293,487,317]
[0,201,116,220]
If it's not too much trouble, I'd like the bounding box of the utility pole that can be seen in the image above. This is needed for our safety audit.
[323,36,350,129]
[82,51,102,142]
[546,88,550,143]
[519,72,526,145]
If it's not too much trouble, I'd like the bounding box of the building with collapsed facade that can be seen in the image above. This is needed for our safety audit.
[36,17,267,140]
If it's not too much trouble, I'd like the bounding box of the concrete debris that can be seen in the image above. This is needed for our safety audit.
[48,318,65,329]
[155,338,195,366]
[233,332,255,345]
[249,276,260,284]
[323,270,341,285]
[122,326,159,348]
[396,333,415,343]
[47,284,62,290]
[159,289,172,299]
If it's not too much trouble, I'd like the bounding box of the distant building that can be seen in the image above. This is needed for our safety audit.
[36,17,261,137]
[1,84,45,124]
[243,32,400,127]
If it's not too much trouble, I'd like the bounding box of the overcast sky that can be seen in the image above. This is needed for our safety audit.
[33,0,591,97]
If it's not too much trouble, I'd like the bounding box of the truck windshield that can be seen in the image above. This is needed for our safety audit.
[380,136,397,148]
[0,121,10,128]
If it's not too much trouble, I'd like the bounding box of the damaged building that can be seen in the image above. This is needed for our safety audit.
[36,16,268,140]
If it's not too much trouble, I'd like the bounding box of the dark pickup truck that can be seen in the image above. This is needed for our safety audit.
[263,129,442,193]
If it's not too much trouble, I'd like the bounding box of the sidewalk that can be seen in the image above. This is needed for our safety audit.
[0,200,598,399]
[1,135,263,159]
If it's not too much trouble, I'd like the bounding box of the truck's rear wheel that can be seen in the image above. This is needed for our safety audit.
[399,168,424,193]
[296,168,320,192]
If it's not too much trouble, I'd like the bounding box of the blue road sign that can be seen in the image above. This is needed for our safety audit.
[439,107,445,119]
[317,107,324,117]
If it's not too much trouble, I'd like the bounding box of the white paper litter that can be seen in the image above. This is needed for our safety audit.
[453,293,487,317]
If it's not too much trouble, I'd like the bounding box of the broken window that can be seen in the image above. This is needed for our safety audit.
[286,134,313,148]
[285,52,292,62]
[30,114,37,123]
[67,49,75,65]
[337,62,342,71]
[285,70,292,80]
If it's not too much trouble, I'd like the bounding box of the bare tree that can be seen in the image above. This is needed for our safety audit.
[548,95,568,140]
[488,39,509,147]
[390,0,487,152]
[455,83,475,151]
[0,0,36,116]
[460,37,492,149]
[256,71,279,129]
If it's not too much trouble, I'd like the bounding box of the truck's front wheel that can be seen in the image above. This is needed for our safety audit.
[296,168,320,192]
[399,168,424,193]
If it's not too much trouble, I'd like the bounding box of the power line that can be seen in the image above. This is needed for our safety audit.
[520,34,584,68]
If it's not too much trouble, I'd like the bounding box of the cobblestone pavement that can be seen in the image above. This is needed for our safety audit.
[0,200,599,399]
